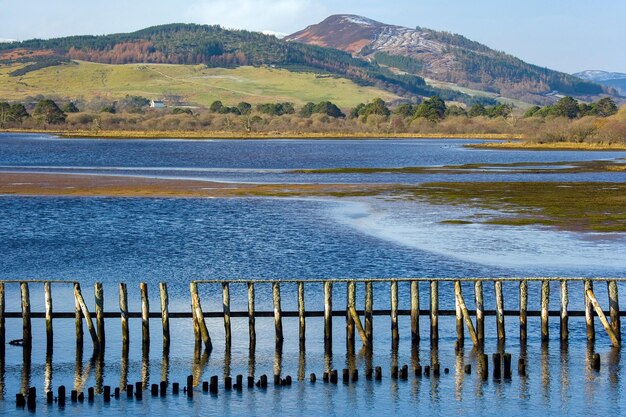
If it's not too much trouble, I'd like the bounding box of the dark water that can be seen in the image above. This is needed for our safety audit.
[0,133,625,416]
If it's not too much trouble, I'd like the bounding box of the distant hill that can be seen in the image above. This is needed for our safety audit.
[286,15,613,104]
[574,70,626,96]
[0,23,483,105]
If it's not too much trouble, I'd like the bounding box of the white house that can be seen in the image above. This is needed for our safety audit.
[150,100,165,109]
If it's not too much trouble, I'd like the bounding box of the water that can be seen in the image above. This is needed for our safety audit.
[0,133,625,416]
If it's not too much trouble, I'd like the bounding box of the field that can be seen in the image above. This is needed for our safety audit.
[0,61,398,107]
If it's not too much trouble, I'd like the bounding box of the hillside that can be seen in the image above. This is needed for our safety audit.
[0,23,476,104]
[286,15,612,104]
[574,70,626,96]
[0,61,397,107]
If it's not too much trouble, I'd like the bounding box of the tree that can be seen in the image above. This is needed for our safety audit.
[349,103,365,119]
[445,105,467,117]
[210,100,224,113]
[593,97,618,117]
[360,98,391,118]
[33,99,66,124]
[394,103,417,118]
[313,101,345,118]
[237,102,252,116]
[300,102,315,117]
[552,96,580,119]
[414,96,447,122]
[9,104,30,122]
[524,106,541,118]
[62,102,80,113]
[468,103,487,118]
[172,107,193,115]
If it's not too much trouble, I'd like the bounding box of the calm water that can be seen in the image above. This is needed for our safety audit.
[0,133,625,416]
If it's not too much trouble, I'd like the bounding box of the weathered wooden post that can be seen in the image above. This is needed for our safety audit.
[75,285,83,347]
[541,280,550,341]
[95,282,105,348]
[140,283,150,347]
[455,282,464,343]
[119,283,129,349]
[475,281,484,343]
[298,282,305,343]
[455,281,478,346]
[519,280,527,341]
[223,282,231,345]
[391,281,399,343]
[584,281,595,341]
[74,283,99,350]
[586,288,620,347]
[273,282,283,345]
[608,280,621,341]
[410,280,419,344]
[494,280,505,342]
[159,282,170,349]
[347,281,356,346]
[0,282,4,347]
[430,280,438,342]
[560,280,569,342]
[44,282,53,349]
[365,281,373,347]
[248,282,256,345]
[190,282,212,351]
[324,281,333,348]
[20,282,32,347]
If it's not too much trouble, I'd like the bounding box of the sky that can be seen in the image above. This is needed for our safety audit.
[1,0,624,74]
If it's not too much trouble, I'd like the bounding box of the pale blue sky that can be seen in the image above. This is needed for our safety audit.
[1,0,624,73]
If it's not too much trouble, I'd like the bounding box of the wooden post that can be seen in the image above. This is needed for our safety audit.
[119,283,129,349]
[541,280,549,341]
[75,285,83,346]
[324,281,333,347]
[273,282,283,345]
[495,280,505,342]
[410,281,419,344]
[347,281,356,346]
[584,281,595,341]
[0,282,4,347]
[190,282,212,351]
[475,281,484,343]
[455,282,464,343]
[455,281,478,346]
[74,283,99,349]
[20,282,31,347]
[391,281,399,343]
[159,282,170,349]
[44,282,53,348]
[95,282,105,348]
[365,281,373,347]
[348,307,367,344]
[223,283,231,345]
[560,280,569,342]
[298,282,305,343]
[608,280,621,341]
[519,280,527,341]
[248,282,255,345]
[586,288,620,347]
[140,283,150,347]
[430,281,438,342]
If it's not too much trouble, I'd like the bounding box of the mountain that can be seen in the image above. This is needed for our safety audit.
[0,23,483,105]
[286,15,611,104]
[574,70,626,96]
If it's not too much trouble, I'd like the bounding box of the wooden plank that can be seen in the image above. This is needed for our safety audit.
[140,283,150,346]
[495,280,505,341]
[541,280,549,341]
[273,282,283,345]
[519,280,527,341]
[365,281,373,346]
[95,282,105,347]
[0,282,4,346]
[248,282,256,344]
[560,280,568,341]
[20,282,31,347]
[430,281,438,342]
[44,282,53,348]
[475,281,484,342]
[347,281,356,346]
[391,281,399,343]
[298,282,305,343]
[223,282,231,344]
[585,280,595,341]
[348,306,367,344]
[324,281,333,347]
[190,282,212,351]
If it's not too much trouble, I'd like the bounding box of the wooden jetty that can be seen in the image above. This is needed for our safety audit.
[0,277,623,353]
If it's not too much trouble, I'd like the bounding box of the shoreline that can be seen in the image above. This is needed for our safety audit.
[466,141,626,151]
[0,128,521,141]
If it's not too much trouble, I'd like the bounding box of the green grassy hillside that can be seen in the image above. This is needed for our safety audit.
[0,61,398,107]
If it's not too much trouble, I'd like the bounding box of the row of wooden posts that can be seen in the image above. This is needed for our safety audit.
[0,278,623,353]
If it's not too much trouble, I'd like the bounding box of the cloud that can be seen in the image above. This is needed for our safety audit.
[185,0,322,33]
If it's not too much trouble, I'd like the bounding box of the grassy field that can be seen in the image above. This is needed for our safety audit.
[0,61,398,107]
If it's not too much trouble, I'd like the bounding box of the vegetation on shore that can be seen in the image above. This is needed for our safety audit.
[1,93,624,147]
